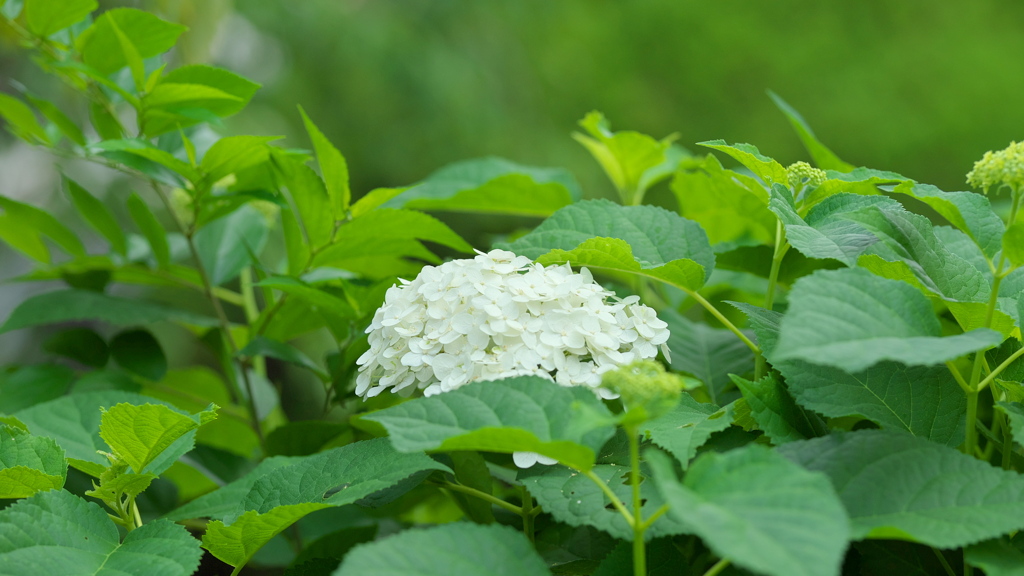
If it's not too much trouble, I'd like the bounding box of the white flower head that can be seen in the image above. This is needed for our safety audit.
[355,249,672,399]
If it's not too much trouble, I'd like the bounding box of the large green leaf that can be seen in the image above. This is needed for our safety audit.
[499,199,715,290]
[76,8,187,75]
[648,445,849,576]
[965,537,1024,576]
[0,289,216,333]
[66,178,127,256]
[91,139,199,183]
[776,360,965,447]
[0,196,85,258]
[0,92,49,144]
[730,374,827,445]
[24,0,96,36]
[386,157,580,217]
[0,489,202,575]
[779,430,1024,547]
[14,391,191,476]
[363,376,615,471]
[143,65,259,135]
[201,135,278,183]
[0,364,75,412]
[0,425,66,498]
[519,463,684,541]
[663,310,753,402]
[772,268,1003,372]
[164,456,301,521]
[890,182,1006,258]
[1005,222,1024,268]
[640,395,733,469]
[334,523,551,576]
[768,91,853,172]
[109,328,166,381]
[194,204,270,285]
[202,438,448,568]
[299,106,350,217]
[99,403,215,474]
[671,154,775,246]
[273,151,334,248]
[574,111,680,202]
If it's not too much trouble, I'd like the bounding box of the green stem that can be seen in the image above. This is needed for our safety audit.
[640,504,669,530]
[963,270,1004,457]
[628,425,646,576]
[755,221,789,380]
[521,485,535,543]
[702,558,731,576]
[1000,411,1014,470]
[581,469,634,526]
[686,290,760,355]
[978,344,1024,393]
[965,388,980,457]
[945,362,972,394]
[931,548,956,576]
[240,268,267,378]
[433,480,523,515]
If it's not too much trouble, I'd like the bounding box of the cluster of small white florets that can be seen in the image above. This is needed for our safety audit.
[355,249,671,399]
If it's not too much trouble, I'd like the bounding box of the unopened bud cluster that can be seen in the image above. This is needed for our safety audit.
[786,161,827,190]
[356,249,671,398]
[967,141,1024,194]
[601,360,683,420]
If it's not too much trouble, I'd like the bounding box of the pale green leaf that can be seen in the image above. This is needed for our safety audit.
[107,12,145,92]
[201,135,278,183]
[24,0,96,36]
[641,395,733,469]
[334,523,551,576]
[671,154,775,245]
[91,140,199,182]
[0,490,202,575]
[772,268,1003,372]
[127,192,170,267]
[805,168,911,208]
[0,289,216,333]
[779,429,1024,547]
[0,214,49,262]
[775,360,965,447]
[0,92,49,144]
[76,8,187,75]
[649,445,849,576]
[698,139,789,186]
[141,65,259,135]
[575,111,679,203]
[66,178,127,256]
[0,196,84,257]
[0,425,66,498]
[730,374,827,445]
[299,106,350,217]
[350,187,406,218]
[536,236,708,291]
[363,376,615,471]
[386,157,580,217]
[1004,222,1024,268]
[768,91,853,172]
[23,93,86,146]
[272,151,334,248]
[99,402,214,474]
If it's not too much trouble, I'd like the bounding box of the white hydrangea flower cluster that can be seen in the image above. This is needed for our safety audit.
[355,249,671,399]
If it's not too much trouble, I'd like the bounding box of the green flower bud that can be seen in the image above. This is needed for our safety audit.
[966,141,1024,195]
[786,161,827,190]
[602,360,683,422]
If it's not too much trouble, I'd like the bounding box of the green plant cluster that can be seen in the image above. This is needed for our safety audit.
[1,3,1024,576]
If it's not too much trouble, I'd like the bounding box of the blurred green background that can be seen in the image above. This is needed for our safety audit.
[2,0,1024,364]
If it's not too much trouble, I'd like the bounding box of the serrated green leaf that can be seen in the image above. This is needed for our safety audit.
[127,192,170,267]
[890,182,1006,257]
[965,537,1024,576]
[364,376,615,471]
[768,91,853,172]
[0,195,84,257]
[334,522,551,576]
[66,178,127,256]
[0,490,202,575]
[76,8,187,75]
[648,444,849,576]
[671,154,775,245]
[0,92,49,144]
[24,0,96,36]
[194,204,269,285]
[641,395,733,469]
[273,151,334,248]
[519,463,684,541]
[698,139,789,186]
[14,391,190,475]
[1004,222,1024,268]
[779,429,1024,547]
[499,199,715,290]
[0,364,74,412]
[804,168,911,208]
[997,402,1024,450]
[299,106,350,217]
[0,425,66,498]
[99,402,215,474]
[772,268,1003,372]
[730,374,826,444]
[729,301,782,357]
[85,461,156,503]
[109,328,167,380]
[386,157,579,217]
[775,360,965,447]
[0,289,216,334]
[43,327,108,368]
[202,438,447,567]
[663,310,753,402]
[201,135,278,183]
